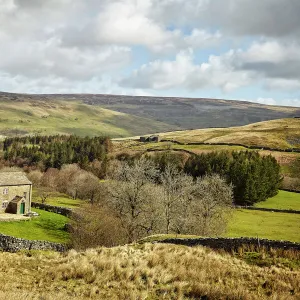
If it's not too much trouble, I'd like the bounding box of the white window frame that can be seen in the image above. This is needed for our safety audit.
[2,201,8,209]
[3,188,8,195]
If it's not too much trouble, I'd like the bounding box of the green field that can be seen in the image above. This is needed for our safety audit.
[143,207,300,243]
[226,209,300,242]
[255,190,300,210]
[32,190,83,208]
[0,209,69,243]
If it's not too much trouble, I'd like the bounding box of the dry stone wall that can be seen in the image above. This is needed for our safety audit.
[0,233,66,252]
[31,202,72,217]
[160,139,300,153]
[158,237,300,251]
[236,206,300,214]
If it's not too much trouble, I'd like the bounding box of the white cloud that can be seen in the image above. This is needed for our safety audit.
[251,98,300,107]
[265,79,300,91]
[239,41,299,64]
[0,0,300,100]
[0,35,131,80]
[0,72,153,96]
[121,49,253,91]
[0,0,16,14]
[122,40,300,93]
[151,0,300,41]
[61,0,221,53]
[252,98,277,106]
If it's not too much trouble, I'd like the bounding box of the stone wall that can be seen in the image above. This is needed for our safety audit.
[236,206,300,214]
[281,188,300,194]
[160,139,300,153]
[0,233,66,252]
[31,202,72,217]
[158,237,300,251]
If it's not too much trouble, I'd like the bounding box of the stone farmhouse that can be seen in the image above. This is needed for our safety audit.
[0,172,32,215]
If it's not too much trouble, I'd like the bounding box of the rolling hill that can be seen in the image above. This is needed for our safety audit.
[1,91,300,137]
[159,118,300,149]
[0,93,177,138]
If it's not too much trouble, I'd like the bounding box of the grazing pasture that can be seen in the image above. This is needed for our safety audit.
[255,190,300,211]
[227,209,300,242]
[32,190,82,208]
[0,209,69,243]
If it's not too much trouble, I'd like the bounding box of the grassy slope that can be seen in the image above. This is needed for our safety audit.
[255,190,300,210]
[32,189,82,208]
[159,118,300,149]
[0,209,69,243]
[0,243,298,299]
[0,99,175,138]
[227,209,300,242]
[114,119,300,172]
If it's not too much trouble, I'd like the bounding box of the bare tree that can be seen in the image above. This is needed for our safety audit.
[56,164,81,194]
[159,164,194,234]
[184,174,233,236]
[75,171,101,204]
[41,168,59,190]
[70,203,126,250]
[105,158,162,243]
[35,187,53,204]
[55,165,102,203]
[27,170,43,187]
[105,160,233,241]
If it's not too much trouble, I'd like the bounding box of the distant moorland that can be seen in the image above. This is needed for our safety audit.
[1,91,300,138]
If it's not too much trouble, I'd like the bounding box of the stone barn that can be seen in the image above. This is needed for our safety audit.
[149,135,160,142]
[0,172,32,215]
[140,135,160,143]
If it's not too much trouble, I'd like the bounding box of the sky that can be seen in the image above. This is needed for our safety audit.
[0,0,300,107]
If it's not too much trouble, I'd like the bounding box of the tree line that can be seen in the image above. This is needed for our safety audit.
[142,150,282,206]
[3,135,112,171]
[183,151,282,205]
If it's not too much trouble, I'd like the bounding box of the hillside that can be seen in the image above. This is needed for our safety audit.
[0,243,299,299]
[0,95,176,138]
[1,92,299,137]
[159,118,300,149]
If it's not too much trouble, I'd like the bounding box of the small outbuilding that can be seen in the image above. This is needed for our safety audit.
[6,196,26,214]
[140,135,160,143]
[0,172,32,215]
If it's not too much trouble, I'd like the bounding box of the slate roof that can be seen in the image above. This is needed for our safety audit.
[0,172,32,186]
[10,196,25,203]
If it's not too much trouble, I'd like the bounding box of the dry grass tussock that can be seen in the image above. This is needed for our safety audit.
[0,244,299,299]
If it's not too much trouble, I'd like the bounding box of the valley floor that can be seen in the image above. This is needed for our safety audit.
[1,190,299,244]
